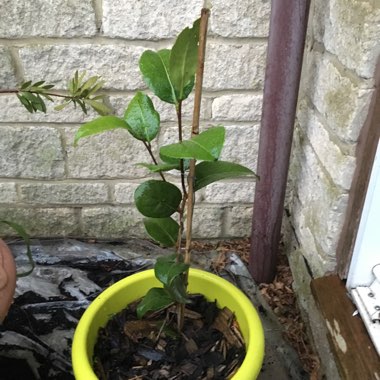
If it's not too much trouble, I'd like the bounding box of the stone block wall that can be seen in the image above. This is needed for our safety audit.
[0,0,270,239]
[288,0,380,278]
[287,2,380,376]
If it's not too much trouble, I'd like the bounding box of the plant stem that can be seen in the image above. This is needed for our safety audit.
[142,141,166,182]
[0,88,71,99]
[184,7,210,265]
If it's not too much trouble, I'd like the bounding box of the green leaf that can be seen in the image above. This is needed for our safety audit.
[54,102,71,111]
[165,275,189,304]
[83,99,112,116]
[17,94,33,113]
[74,116,128,146]
[0,220,34,277]
[155,254,189,287]
[143,217,179,247]
[170,19,200,101]
[134,180,182,218]
[79,76,99,93]
[139,49,177,104]
[194,161,256,191]
[124,92,160,142]
[136,287,174,319]
[20,81,32,90]
[160,126,225,161]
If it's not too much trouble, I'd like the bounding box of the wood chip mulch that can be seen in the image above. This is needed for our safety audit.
[192,238,321,379]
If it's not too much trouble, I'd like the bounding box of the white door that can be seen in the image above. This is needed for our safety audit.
[347,138,380,355]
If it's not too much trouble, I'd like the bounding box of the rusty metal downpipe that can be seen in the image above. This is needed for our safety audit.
[250,0,311,283]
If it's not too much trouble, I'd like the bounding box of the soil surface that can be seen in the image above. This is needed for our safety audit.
[94,295,246,380]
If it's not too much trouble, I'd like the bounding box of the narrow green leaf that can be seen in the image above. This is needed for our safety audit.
[136,287,174,319]
[17,94,33,113]
[170,18,200,101]
[33,80,45,87]
[0,220,34,277]
[79,76,100,93]
[83,99,112,116]
[42,84,55,90]
[155,254,189,287]
[124,92,160,142]
[54,102,70,111]
[194,161,256,191]
[160,126,225,161]
[144,217,179,247]
[134,180,182,218]
[20,81,32,90]
[74,116,129,146]
[139,49,177,104]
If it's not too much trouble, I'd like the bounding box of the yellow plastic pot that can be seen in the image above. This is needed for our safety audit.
[72,268,264,379]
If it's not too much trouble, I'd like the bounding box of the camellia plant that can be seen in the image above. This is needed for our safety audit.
[8,8,257,330]
[73,10,257,328]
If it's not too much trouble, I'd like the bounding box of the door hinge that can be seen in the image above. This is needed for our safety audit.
[351,264,380,356]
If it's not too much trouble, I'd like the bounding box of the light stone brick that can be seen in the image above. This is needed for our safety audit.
[291,135,349,264]
[323,0,380,79]
[65,127,156,179]
[19,183,109,204]
[103,0,203,40]
[20,45,146,91]
[0,126,65,179]
[0,48,17,88]
[303,51,374,142]
[0,94,98,123]
[0,207,79,236]
[212,94,263,122]
[224,205,253,237]
[297,105,356,190]
[114,182,141,204]
[220,125,260,172]
[203,181,255,204]
[292,199,338,277]
[0,0,96,38]
[81,206,144,238]
[192,206,223,239]
[0,183,17,203]
[204,42,267,91]
[210,0,270,38]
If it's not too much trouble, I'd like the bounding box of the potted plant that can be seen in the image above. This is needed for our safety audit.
[70,6,264,379]
[4,5,265,379]
[0,221,33,324]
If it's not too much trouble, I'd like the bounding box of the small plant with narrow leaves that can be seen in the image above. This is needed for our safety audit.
[5,71,111,116]
[73,12,257,326]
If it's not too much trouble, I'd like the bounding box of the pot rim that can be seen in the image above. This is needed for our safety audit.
[72,268,264,379]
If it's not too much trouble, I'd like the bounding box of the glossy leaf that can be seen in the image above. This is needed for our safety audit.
[159,126,225,161]
[155,254,189,287]
[134,180,182,218]
[170,19,200,100]
[136,287,174,319]
[74,116,128,146]
[143,217,179,247]
[165,275,189,304]
[139,49,177,104]
[194,161,256,191]
[124,92,160,142]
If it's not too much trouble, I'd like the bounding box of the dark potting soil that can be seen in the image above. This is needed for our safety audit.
[94,294,246,380]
